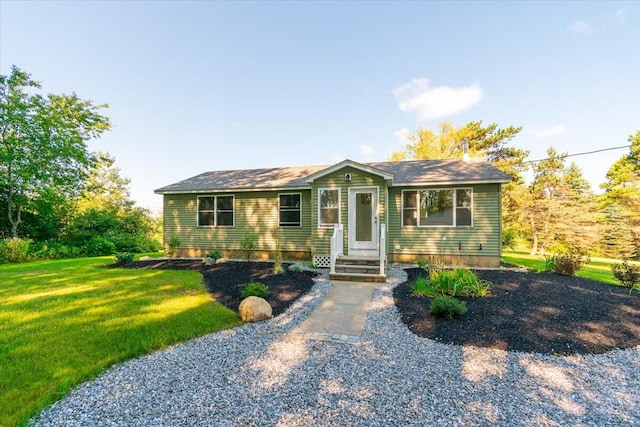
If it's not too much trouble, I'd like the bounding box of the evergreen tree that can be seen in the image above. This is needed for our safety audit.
[600,204,636,259]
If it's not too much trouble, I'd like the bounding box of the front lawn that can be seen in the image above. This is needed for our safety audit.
[0,256,241,427]
[501,250,631,285]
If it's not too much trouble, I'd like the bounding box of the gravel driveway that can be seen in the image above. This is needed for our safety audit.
[31,267,640,426]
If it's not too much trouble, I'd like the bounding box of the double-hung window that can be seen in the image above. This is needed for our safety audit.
[198,195,234,227]
[402,188,472,227]
[318,188,340,227]
[279,193,301,227]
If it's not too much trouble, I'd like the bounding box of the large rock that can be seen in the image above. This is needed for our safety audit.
[239,296,272,323]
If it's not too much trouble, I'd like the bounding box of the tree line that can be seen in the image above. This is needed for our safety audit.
[2,65,638,262]
[391,122,640,259]
[0,66,160,262]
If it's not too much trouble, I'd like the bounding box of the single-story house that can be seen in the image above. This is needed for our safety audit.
[155,158,511,281]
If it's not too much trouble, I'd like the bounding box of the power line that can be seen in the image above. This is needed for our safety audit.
[523,145,631,164]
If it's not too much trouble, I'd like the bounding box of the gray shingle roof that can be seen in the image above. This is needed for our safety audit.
[154,159,511,194]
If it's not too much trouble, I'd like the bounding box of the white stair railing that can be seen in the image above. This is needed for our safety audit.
[330,224,343,274]
[379,223,386,276]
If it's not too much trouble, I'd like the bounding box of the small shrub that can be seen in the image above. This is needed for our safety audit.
[0,237,32,263]
[240,232,258,262]
[205,249,222,261]
[430,295,467,319]
[167,234,181,258]
[115,252,134,264]
[547,249,590,276]
[612,260,640,294]
[288,263,302,272]
[203,249,222,265]
[240,281,270,299]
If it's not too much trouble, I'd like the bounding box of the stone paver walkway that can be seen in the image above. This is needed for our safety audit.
[289,280,378,344]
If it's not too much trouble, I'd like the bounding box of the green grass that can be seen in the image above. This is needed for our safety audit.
[502,250,638,285]
[0,256,242,427]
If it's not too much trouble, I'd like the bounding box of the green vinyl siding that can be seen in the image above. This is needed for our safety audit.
[310,166,387,257]
[387,184,502,257]
[163,190,311,253]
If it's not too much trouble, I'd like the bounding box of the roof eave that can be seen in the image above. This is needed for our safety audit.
[154,185,311,195]
[391,178,511,187]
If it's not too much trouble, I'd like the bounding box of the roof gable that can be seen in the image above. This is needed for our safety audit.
[303,159,394,184]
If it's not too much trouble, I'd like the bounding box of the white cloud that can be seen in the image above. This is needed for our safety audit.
[529,124,566,138]
[394,127,411,142]
[360,144,374,155]
[567,20,593,36]
[392,78,483,121]
[613,9,627,26]
[567,9,627,36]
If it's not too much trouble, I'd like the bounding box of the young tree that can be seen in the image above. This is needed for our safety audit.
[0,66,111,237]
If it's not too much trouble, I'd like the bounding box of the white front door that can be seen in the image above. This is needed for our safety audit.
[348,187,378,254]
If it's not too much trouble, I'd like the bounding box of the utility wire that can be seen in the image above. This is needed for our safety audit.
[523,145,631,164]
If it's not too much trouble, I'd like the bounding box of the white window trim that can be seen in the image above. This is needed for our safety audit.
[318,187,341,228]
[278,192,302,228]
[401,188,473,228]
[197,195,235,227]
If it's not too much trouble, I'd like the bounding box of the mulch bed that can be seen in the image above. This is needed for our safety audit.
[111,260,317,316]
[394,268,640,355]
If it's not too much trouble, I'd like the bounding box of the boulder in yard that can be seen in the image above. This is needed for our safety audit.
[239,296,272,323]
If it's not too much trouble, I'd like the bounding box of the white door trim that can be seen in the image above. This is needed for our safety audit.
[348,186,379,255]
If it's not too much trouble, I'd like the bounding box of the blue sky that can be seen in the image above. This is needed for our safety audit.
[1,1,638,212]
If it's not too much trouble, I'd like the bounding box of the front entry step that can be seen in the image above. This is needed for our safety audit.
[330,255,386,283]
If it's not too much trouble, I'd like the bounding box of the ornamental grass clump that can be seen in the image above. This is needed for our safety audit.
[429,268,492,298]
[429,295,468,319]
[410,276,438,298]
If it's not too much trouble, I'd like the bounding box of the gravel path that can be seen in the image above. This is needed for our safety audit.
[31,267,640,426]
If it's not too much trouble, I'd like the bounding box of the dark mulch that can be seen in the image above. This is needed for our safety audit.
[111,260,317,316]
[394,268,640,355]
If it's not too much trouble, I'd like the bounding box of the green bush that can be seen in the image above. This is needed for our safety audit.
[430,295,468,319]
[84,236,116,256]
[203,249,222,265]
[204,249,222,262]
[612,260,640,294]
[0,238,32,263]
[29,241,83,260]
[546,249,590,276]
[115,252,134,264]
[240,282,270,299]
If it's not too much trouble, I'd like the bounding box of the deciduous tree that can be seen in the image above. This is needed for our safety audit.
[0,66,111,237]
